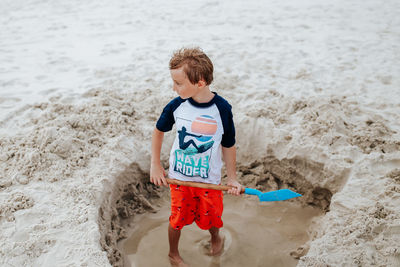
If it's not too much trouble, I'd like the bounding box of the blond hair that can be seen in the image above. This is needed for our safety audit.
[169,47,214,85]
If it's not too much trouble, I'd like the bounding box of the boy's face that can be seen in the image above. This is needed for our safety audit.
[170,66,204,99]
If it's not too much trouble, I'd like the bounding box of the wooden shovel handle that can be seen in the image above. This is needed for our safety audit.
[166,178,245,193]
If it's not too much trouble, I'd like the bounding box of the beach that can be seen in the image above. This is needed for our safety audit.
[1,0,399,266]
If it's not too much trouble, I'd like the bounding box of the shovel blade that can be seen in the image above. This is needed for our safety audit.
[259,189,302,202]
[244,188,302,202]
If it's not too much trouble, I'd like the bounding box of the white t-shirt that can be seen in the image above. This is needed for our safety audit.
[156,92,235,185]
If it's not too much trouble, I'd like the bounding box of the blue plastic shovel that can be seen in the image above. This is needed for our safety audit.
[243,187,301,202]
[166,178,301,202]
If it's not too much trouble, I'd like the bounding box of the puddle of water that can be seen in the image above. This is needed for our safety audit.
[121,194,322,267]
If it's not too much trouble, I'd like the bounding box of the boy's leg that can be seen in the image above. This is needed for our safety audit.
[169,184,196,266]
[168,224,181,258]
[193,187,224,256]
[209,226,224,256]
[168,223,189,266]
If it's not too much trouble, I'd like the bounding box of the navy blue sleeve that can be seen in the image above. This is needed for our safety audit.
[214,96,236,147]
[156,97,184,132]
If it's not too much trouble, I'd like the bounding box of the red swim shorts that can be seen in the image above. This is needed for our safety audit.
[169,184,224,230]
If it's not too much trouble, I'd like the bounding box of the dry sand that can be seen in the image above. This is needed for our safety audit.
[1,0,400,266]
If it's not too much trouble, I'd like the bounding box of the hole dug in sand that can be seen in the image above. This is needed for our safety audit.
[99,156,348,267]
[98,163,163,267]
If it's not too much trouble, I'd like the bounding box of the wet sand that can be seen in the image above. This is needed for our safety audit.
[121,194,322,267]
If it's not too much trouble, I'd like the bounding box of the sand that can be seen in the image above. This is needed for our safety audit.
[1,0,400,266]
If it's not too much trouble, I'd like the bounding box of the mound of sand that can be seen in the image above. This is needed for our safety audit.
[0,89,162,266]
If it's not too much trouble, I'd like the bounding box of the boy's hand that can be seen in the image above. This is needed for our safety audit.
[150,163,168,187]
[227,179,242,196]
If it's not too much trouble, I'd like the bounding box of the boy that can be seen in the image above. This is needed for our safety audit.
[150,47,242,267]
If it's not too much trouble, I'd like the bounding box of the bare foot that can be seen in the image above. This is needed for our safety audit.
[210,235,225,256]
[169,254,189,267]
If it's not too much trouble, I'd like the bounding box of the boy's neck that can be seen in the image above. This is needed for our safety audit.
[191,86,215,103]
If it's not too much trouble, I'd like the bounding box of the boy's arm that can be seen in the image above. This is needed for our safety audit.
[222,146,242,196]
[150,128,168,187]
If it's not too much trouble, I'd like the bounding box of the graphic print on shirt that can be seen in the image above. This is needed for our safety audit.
[174,115,217,179]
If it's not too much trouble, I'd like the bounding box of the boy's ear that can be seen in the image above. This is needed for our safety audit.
[197,79,206,88]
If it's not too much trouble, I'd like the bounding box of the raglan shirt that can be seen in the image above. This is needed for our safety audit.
[156,92,235,185]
